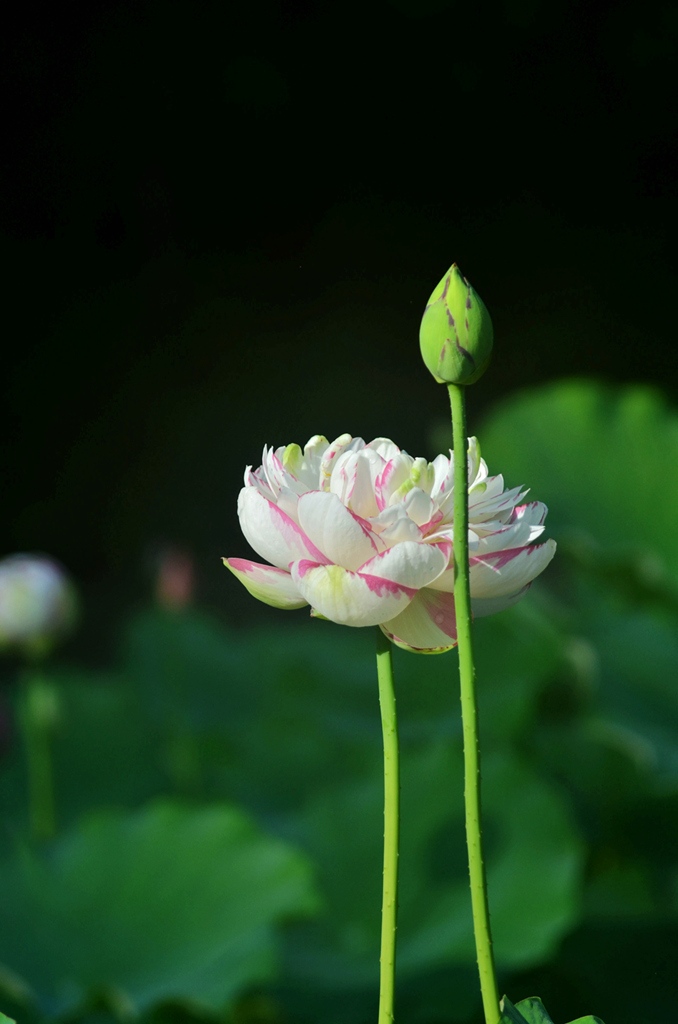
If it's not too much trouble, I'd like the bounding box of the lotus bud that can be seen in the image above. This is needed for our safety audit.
[419,264,493,385]
[155,546,195,611]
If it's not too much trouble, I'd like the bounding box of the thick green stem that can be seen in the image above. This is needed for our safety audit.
[19,673,58,842]
[376,627,400,1024]
[448,383,501,1024]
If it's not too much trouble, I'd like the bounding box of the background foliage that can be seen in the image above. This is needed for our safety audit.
[2,380,678,1024]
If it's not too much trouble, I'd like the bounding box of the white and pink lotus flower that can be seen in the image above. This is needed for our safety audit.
[0,554,77,656]
[225,434,556,653]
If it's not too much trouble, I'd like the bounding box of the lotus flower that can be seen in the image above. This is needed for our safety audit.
[0,554,77,657]
[224,434,556,653]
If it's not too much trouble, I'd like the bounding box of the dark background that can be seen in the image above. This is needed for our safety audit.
[3,0,677,628]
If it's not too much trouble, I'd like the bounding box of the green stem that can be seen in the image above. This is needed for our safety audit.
[19,672,57,842]
[448,383,501,1024]
[376,627,400,1024]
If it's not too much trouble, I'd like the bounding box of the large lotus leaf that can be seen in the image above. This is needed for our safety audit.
[399,747,584,972]
[478,379,678,580]
[226,602,564,812]
[121,608,254,732]
[119,600,566,814]
[283,742,583,990]
[121,609,382,811]
[532,599,678,873]
[0,800,318,1015]
[583,605,678,787]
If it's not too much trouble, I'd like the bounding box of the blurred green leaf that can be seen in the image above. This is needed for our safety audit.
[51,673,167,820]
[0,670,165,846]
[283,742,583,990]
[120,600,565,813]
[0,800,319,1016]
[479,378,678,583]
[112,602,579,1018]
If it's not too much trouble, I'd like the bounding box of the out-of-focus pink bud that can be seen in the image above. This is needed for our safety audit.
[156,547,195,610]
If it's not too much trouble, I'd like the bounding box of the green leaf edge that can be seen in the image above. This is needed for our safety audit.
[500,995,531,1024]
[501,995,605,1024]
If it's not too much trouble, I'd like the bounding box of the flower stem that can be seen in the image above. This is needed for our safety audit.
[19,672,57,842]
[448,383,501,1024]
[375,627,400,1024]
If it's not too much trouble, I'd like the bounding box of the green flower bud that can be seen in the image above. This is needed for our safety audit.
[419,264,493,385]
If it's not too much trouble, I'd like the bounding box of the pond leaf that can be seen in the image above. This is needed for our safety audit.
[479,379,678,580]
[0,800,319,1015]
[283,743,584,989]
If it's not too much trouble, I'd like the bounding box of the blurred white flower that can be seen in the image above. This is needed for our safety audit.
[225,435,555,653]
[0,554,77,657]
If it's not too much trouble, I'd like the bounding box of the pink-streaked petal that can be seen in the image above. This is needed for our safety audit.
[469,484,529,523]
[469,539,556,598]
[470,473,505,503]
[261,445,285,497]
[431,441,486,506]
[244,464,276,501]
[237,487,329,570]
[223,558,308,610]
[379,628,455,655]
[329,449,383,518]
[467,437,484,487]
[328,449,358,505]
[278,470,311,498]
[430,453,452,499]
[425,564,455,592]
[474,501,547,555]
[358,541,451,589]
[320,434,355,490]
[303,434,330,477]
[471,584,531,618]
[375,453,413,509]
[420,524,478,551]
[297,491,384,571]
[402,487,436,526]
[371,506,423,546]
[275,484,302,520]
[367,437,401,461]
[280,436,330,489]
[380,588,457,653]
[419,509,444,536]
[347,449,383,518]
[290,560,416,627]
